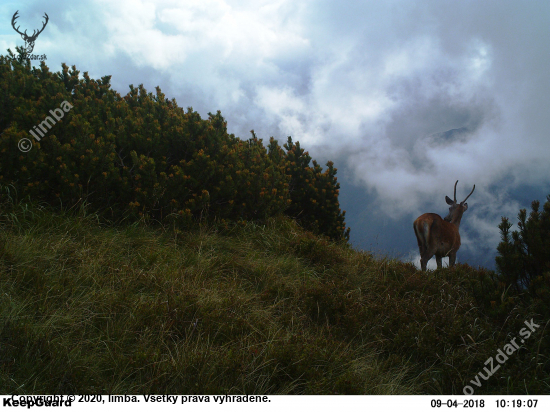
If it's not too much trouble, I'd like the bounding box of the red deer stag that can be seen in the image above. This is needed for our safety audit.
[413,180,475,271]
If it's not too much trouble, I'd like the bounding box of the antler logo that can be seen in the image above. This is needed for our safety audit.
[11,10,49,54]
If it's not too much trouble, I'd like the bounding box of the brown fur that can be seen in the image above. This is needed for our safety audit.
[414,212,462,271]
[413,181,474,271]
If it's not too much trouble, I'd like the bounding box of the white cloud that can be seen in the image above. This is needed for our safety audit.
[8,0,550,267]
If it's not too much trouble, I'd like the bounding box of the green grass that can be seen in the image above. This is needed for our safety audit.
[0,198,549,394]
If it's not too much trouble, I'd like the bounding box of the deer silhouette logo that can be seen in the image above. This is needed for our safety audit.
[11,10,49,55]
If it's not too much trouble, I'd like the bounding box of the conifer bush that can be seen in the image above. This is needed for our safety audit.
[284,137,350,241]
[0,49,349,240]
[495,195,550,305]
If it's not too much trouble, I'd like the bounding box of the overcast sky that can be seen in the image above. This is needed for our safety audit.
[2,0,550,269]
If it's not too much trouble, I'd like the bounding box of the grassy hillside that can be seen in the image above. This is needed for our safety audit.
[0,195,548,394]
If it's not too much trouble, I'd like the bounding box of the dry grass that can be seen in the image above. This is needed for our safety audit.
[0,196,548,394]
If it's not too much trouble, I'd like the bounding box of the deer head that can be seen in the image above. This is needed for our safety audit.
[443,180,476,224]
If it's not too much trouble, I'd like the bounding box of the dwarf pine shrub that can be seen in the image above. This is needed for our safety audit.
[0,49,349,240]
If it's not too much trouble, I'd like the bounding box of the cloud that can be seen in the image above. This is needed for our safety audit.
[6,0,550,268]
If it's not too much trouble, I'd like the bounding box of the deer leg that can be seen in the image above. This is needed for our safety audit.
[449,252,456,267]
[420,257,427,271]
[420,251,432,271]
[435,255,442,269]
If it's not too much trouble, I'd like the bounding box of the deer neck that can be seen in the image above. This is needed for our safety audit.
[449,215,463,227]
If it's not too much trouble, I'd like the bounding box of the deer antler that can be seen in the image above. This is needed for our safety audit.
[453,180,458,203]
[11,11,24,37]
[462,185,475,203]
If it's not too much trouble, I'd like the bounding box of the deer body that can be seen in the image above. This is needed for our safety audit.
[414,181,475,271]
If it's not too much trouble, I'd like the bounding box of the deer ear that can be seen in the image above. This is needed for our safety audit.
[445,196,454,205]
[463,203,468,211]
